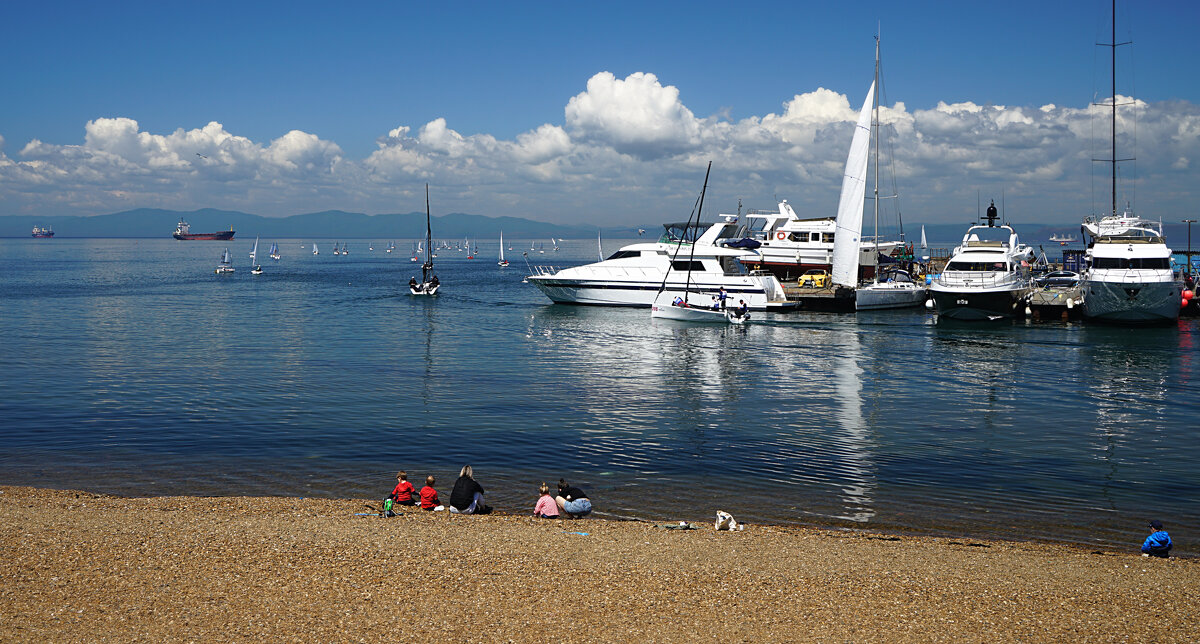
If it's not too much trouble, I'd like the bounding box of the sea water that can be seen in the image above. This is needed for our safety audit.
[1,237,1197,553]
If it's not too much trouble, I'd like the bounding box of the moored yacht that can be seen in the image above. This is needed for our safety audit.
[929,202,1034,320]
[527,216,795,311]
[1079,210,1182,323]
[727,200,905,281]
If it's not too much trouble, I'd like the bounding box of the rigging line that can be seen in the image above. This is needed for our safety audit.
[655,174,707,297]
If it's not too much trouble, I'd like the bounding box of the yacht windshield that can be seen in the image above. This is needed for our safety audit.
[659,222,713,244]
[1092,257,1170,269]
[946,261,1010,272]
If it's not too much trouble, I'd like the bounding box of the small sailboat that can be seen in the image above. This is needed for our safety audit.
[332,242,341,256]
[410,184,440,296]
[597,229,604,262]
[386,241,394,254]
[312,242,319,256]
[215,247,235,274]
[250,236,263,274]
[369,242,375,251]
[270,242,280,260]
[650,162,744,324]
[498,231,509,267]
[411,241,420,262]
[341,242,349,256]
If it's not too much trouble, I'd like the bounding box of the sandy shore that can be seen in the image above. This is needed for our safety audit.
[1,485,1196,642]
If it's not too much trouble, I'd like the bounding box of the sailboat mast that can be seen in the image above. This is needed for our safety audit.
[685,161,713,304]
[872,34,881,284]
[1110,0,1117,217]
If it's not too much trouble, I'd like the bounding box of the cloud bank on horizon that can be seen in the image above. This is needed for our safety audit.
[2,71,1197,227]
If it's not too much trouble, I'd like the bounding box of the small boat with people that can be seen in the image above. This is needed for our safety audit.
[410,184,441,296]
[249,236,263,275]
[928,201,1034,320]
[650,162,750,324]
[215,247,235,274]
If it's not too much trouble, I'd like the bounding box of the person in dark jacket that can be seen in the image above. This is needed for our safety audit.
[555,478,592,518]
[449,465,491,514]
[1142,520,1172,557]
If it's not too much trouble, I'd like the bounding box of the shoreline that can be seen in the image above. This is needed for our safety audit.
[3,485,1196,642]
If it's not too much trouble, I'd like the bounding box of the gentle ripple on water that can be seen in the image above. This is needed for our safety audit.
[1,237,1198,553]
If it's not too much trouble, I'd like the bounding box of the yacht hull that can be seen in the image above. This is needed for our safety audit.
[855,283,927,310]
[1081,278,1181,324]
[930,287,1027,320]
[528,277,785,311]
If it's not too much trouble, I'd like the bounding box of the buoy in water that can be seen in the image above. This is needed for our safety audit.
[924,299,934,310]
[1184,290,1194,300]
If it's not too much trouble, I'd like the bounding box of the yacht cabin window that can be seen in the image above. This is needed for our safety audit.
[605,250,640,260]
[945,261,1011,272]
[671,260,707,272]
[1091,257,1171,270]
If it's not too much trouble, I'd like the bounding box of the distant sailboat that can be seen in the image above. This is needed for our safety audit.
[332,242,341,256]
[369,242,375,251]
[312,242,319,256]
[341,242,349,256]
[919,225,928,260]
[250,236,263,274]
[215,247,235,274]
[270,242,280,260]
[498,231,509,267]
[597,229,604,262]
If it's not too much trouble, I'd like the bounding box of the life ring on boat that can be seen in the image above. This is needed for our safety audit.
[776,231,787,241]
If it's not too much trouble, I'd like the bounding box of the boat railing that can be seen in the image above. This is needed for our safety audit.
[530,265,563,276]
[935,270,1029,289]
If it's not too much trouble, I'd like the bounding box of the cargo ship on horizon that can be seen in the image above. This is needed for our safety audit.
[32,226,55,238]
[173,218,235,240]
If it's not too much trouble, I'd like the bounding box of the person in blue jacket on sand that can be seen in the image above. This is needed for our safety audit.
[1141,520,1172,558]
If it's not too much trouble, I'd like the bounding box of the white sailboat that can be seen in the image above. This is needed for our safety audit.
[498,231,509,267]
[215,247,235,274]
[410,184,440,296]
[250,236,263,274]
[341,242,349,256]
[597,229,604,262]
[851,37,926,310]
[332,242,340,256]
[269,242,280,260]
[919,226,928,260]
[651,162,747,324]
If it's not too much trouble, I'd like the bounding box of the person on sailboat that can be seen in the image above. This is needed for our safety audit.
[718,287,729,309]
[409,277,418,290]
[430,275,439,288]
[449,465,491,515]
[555,479,591,519]
[733,299,750,319]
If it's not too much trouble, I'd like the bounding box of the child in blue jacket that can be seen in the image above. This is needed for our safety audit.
[1141,520,1172,558]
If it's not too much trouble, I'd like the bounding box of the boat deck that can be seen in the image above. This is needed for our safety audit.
[1027,285,1084,321]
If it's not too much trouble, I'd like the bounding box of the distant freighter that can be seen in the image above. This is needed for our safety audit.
[173,218,235,240]
[31,226,55,238]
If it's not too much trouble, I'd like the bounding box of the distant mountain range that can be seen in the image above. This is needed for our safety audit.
[5,208,1196,249]
[0,208,643,239]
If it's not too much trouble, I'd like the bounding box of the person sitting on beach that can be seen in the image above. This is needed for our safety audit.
[419,475,444,511]
[449,465,492,515]
[389,470,417,506]
[555,479,592,519]
[534,482,559,519]
[1142,520,1172,558]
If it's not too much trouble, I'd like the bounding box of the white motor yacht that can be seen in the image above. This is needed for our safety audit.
[527,217,795,311]
[929,202,1034,320]
[1079,210,1182,323]
[727,200,905,282]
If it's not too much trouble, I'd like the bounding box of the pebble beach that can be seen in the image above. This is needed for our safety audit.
[1,485,1196,642]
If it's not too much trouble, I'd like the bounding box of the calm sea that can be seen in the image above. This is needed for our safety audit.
[2,237,1197,553]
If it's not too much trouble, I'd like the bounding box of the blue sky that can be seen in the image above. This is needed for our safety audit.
[2,0,1198,227]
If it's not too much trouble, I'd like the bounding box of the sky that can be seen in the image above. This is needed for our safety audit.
[2,0,1199,227]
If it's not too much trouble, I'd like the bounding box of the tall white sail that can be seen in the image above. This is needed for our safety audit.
[831,80,876,288]
[250,236,259,264]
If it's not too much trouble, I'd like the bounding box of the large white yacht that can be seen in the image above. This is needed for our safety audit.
[527,217,796,311]
[727,200,905,282]
[929,202,1034,320]
[1079,210,1182,323]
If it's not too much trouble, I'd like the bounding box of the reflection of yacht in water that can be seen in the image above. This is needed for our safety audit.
[929,201,1034,320]
[527,216,795,311]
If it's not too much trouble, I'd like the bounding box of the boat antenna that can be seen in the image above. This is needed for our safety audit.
[1093,0,1133,217]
